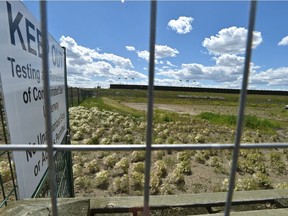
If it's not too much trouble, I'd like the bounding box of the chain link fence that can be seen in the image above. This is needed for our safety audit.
[68,87,95,107]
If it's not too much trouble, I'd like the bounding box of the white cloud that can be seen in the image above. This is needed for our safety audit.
[202,26,263,55]
[67,75,94,88]
[278,36,288,46]
[166,61,177,67]
[135,44,179,62]
[157,50,288,90]
[60,36,134,69]
[156,45,179,59]
[137,50,150,61]
[214,54,244,67]
[60,35,147,87]
[157,54,250,84]
[59,33,287,90]
[168,16,194,34]
[126,46,136,51]
[250,67,288,87]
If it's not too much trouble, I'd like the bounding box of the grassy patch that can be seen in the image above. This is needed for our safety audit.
[198,112,280,131]
[80,97,106,109]
[199,112,236,126]
[154,109,179,123]
[245,115,280,130]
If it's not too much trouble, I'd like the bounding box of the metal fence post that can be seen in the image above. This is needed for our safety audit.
[40,1,58,215]
[224,1,258,215]
[143,1,157,215]
[62,47,74,197]
[77,88,80,105]
[7,152,17,200]
[70,87,73,107]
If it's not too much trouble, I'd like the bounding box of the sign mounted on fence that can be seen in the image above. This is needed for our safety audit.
[0,0,67,198]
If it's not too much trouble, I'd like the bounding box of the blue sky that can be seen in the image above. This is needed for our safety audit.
[22,1,288,90]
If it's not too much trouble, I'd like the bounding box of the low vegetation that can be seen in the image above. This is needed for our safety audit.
[199,112,280,132]
[69,90,288,197]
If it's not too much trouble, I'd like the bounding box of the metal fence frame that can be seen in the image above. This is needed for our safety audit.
[1,0,288,216]
[68,87,94,107]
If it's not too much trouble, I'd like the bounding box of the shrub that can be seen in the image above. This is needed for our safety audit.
[95,170,109,189]
[123,128,132,134]
[86,136,99,144]
[283,149,288,160]
[150,174,162,194]
[276,182,288,189]
[166,136,175,144]
[115,157,130,174]
[72,164,83,178]
[103,154,117,169]
[206,156,222,167]
[79,123,91,133]
[169,168,185,185]
[112,175,129,194]
[153,160,167,178]
[195,150,210,164]
[270,151,286,174]
[176,161,192,175]
[84,159,100,174]
[123,134,134,144]
[94,127,105,137]
[130,172,144,191]
[195,133,205,143]
[177,151,192,162]
[131,162,145,173]
[253,172,272,189]
[235,177,259,191]
[220,178,229,192]
[74,176,91,188]
[154,138,163,144]
[73,131,84,141]
[160,181,174,195]
[0,161,10,182]
[235,172,272,191]
[154,150,166,160]
[131,151,145,163]
[238,150,266,174]
[100,138,111,144]
[73,154,85,166]
[112,134,122,142]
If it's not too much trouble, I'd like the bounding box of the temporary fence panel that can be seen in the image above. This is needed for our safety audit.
[0,1,288,216]
[0,0,72,205]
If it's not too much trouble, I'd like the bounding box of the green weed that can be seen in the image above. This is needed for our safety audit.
[198,112,280,131]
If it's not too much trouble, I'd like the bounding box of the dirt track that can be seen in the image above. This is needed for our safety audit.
[123,102,238,115]
[123,102,287,123]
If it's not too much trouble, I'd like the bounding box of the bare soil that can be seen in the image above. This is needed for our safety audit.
[123,102,272,117]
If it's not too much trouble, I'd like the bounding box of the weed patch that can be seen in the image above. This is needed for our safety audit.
[198,112,280,132]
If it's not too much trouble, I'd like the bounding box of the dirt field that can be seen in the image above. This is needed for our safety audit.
[123,102,284,121]
[125,102,240,113]
[69,101,288,199]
